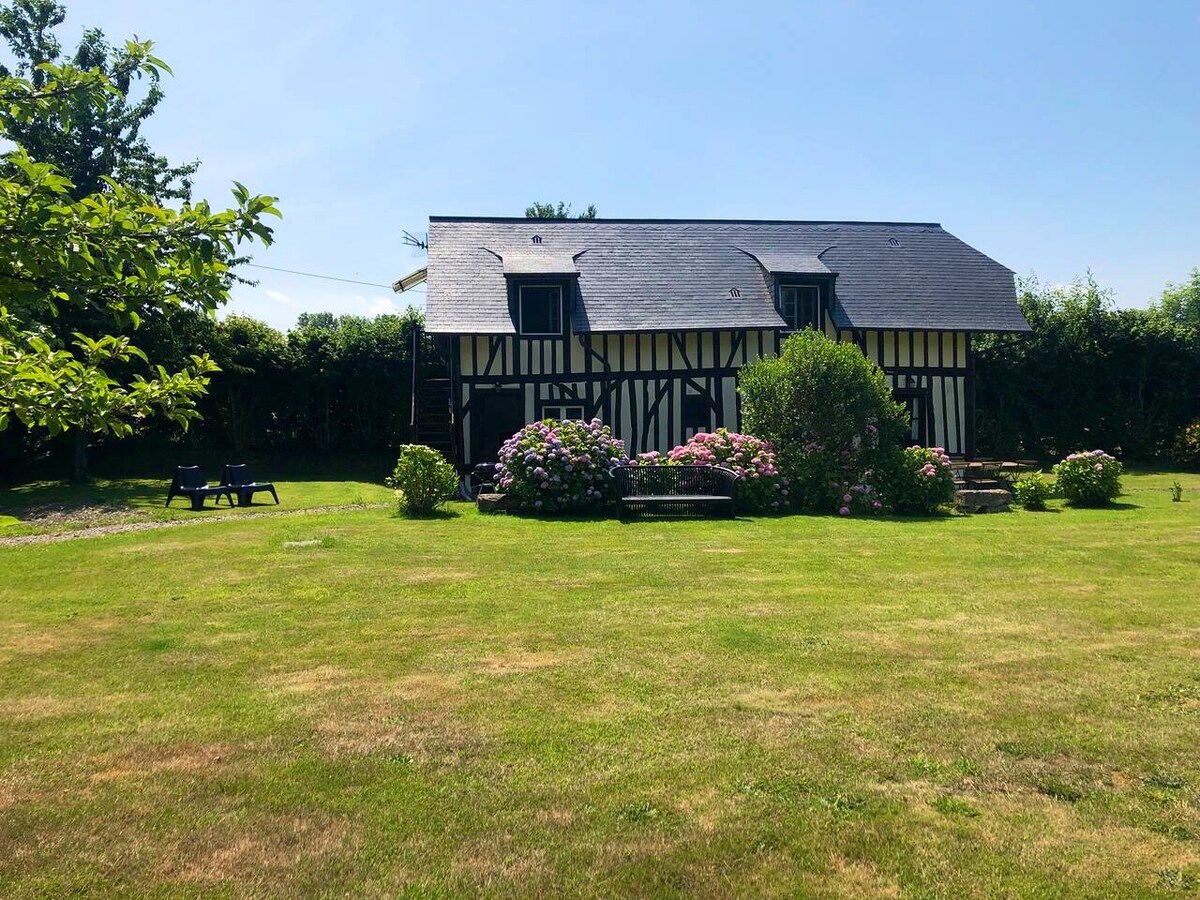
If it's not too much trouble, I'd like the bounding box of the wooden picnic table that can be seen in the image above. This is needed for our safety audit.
[949,459,1038,484]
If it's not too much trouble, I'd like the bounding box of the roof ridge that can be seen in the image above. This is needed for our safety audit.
[430,215,943,228]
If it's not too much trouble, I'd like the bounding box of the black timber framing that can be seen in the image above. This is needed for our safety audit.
[446,324,979,469]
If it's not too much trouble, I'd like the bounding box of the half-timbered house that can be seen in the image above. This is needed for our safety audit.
[394,217,1028,472]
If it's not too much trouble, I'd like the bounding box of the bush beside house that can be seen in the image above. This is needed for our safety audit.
[1013,473,1053,510]
[386,445,459,516]
[882,446,957,515]
[738,330,908,513]
[495,419,627,513]
[1053,450,1124,506]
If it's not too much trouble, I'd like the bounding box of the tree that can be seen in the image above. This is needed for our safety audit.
[0,0,197,201]
[283,311,425,452]
[524,201,598,220]
[0,44,280,478]
[974,274,1200,459]
[204,316,288,451]
[1155,268,1200,330]
[738,330,907,512]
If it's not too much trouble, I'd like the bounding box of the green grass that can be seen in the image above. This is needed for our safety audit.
[1,470,1198,897]
[0,474,394,536]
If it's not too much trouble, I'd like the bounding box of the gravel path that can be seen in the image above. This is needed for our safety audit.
[0,504,387,548]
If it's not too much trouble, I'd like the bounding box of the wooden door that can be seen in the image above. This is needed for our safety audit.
[472,391,525,463]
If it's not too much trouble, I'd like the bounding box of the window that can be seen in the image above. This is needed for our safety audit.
[682,392,709,437]
[542,404,585,421]
[893,389,929,447]
[518,285,562,335]
[780,284,820,331]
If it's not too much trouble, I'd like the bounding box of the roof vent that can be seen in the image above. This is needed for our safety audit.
[531,234,542,244]
[888,237,900,247]
[729,287,741,299]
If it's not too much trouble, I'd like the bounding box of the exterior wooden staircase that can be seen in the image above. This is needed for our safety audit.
[412,376,453,458]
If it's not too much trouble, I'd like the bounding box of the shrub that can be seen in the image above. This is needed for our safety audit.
[1172,419,1200,469]
[385,444,459,516]
[738,330,908,513]
[1052,450,1123,506]
[882,446,957,515]
[833,476,886,517]
[495,418,627,513]
[640,429,790,514]
[1012,473,1053,510]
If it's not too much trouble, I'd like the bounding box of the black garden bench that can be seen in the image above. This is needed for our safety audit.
[165,466,235,511]
[611,464,738,520]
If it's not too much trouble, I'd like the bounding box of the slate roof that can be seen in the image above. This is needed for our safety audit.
[498,249,579,275]
[419,217,1027,334]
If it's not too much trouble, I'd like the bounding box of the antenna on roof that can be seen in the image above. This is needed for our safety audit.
[402,230,428,252]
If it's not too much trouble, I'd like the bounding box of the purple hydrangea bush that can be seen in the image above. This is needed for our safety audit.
[883,445,957,515]
[834,471,885,517]
[495,418,627,513]
[637,429,790,514]
[1052,450,1122,506]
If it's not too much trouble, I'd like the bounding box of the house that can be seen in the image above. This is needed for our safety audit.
[394,217,1028,472]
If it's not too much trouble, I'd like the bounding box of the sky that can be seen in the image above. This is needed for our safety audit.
[51,1,1200,331]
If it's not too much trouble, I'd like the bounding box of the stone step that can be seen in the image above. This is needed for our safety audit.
[954,488,1013,513]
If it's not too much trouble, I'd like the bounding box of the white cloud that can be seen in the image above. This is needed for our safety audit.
[265,289,293,304]
[366,295,400,316]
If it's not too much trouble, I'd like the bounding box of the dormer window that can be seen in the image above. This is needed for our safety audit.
[780,284,820,331]
[518,284,563,336]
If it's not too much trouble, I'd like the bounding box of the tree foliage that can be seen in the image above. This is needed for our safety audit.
[0,33,279,476]
[0,0,197,200]
[975,275,1200,459]
[738,330,907,512]
[1155,268,1200,330]
[524,201,598,220]
[385,445,459,516]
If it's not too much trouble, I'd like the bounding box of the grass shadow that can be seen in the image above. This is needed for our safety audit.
[394,508,462,521]
[1062,500,1141,511]
[0,478,171,517]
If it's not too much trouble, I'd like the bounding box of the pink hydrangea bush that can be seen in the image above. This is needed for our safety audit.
[1052,449,1122,506]
[639,429,790,513]
[834,471,885,516]
[495,418,627,513]
[883,446,956,515]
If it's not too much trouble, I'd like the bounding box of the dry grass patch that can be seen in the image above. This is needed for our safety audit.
[979,793,1200,887]
[163,813,359,888]
[89,741,237,784]
[452,838,547,887]
[261,664,352,695]
[300,672,485,763]
[675,786,735,833]
[481,649,574,675]
[827,855,903,898]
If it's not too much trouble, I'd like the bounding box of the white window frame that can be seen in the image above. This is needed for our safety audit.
[542,404,585,421]
[518,284,563,336]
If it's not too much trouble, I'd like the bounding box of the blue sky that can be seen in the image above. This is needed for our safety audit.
[60,0,1200,330]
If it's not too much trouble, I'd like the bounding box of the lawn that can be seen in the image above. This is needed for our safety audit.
[0,472,394,537]
[1,470,1198,897]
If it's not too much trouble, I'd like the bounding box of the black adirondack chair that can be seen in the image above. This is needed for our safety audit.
[165,466,234,511]
[222,464,279,507]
